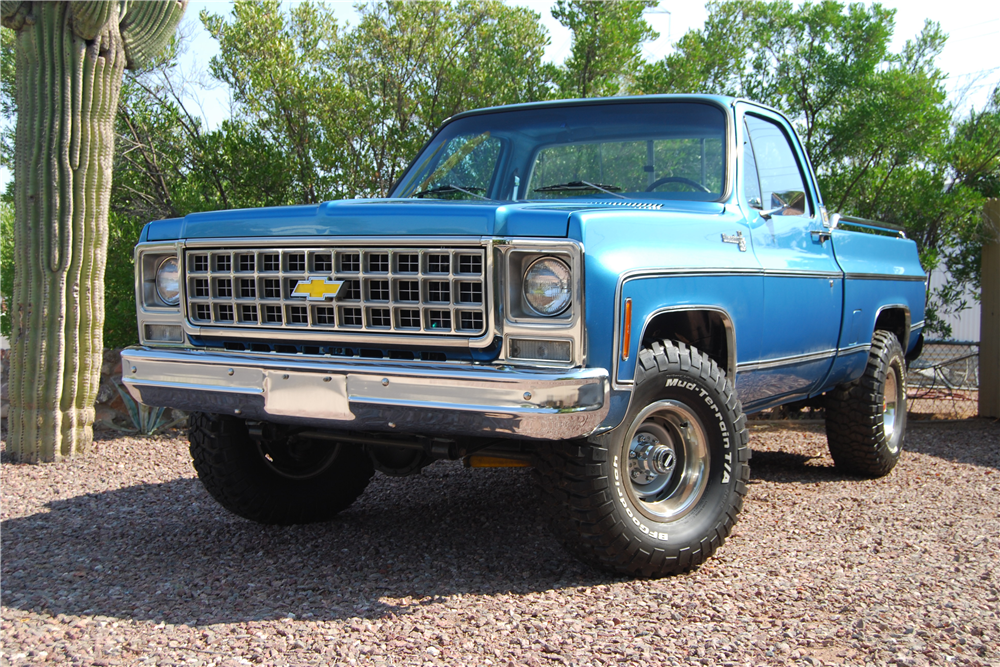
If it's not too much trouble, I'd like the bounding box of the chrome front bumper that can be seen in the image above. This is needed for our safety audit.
[121,347,610,440]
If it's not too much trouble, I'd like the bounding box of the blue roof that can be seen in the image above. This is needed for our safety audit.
[449,94,739,122]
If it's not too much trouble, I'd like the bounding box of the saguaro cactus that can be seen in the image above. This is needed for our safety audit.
[2,1,186,461]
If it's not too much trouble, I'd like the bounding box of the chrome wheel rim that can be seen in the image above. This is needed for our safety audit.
[621,400,710,523]
[883,363,905,454]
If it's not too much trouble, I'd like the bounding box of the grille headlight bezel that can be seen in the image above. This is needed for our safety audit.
[522,257,572,316]
[155,256,181,306]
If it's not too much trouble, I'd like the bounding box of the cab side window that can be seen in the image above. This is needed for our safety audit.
[744,115,811,217]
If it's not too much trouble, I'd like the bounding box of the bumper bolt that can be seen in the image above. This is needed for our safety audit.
[523,391,532,401]
[228,368,234,376]
[130,366,137,374]
[381,378,389,387]
[324,376,332,382]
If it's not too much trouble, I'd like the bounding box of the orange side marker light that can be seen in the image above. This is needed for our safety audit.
[622,298,632,361]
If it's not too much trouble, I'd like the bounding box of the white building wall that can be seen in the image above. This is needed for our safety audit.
[928,268,981,342]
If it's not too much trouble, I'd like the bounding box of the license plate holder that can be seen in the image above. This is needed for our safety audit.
[263,371,352,420]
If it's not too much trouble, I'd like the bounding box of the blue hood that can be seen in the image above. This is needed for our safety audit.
[142,198,726,242]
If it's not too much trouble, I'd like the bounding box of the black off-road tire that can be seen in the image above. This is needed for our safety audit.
[188,412,374,524]
[825,330,908,478]
[534,341,751,577]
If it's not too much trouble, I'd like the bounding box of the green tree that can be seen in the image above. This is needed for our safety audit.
[334,0,554,196]
[638,0,997,335]
[553,0,657,98]
[104,33,305,348]
[936,87,1000,291]
[2,0,186,462]
[202,0,342,204]
[201,0,554,200]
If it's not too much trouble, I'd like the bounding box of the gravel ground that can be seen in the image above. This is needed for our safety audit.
[2,419,998,667]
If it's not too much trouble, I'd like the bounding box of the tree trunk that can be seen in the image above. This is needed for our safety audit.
[7,2,124,461]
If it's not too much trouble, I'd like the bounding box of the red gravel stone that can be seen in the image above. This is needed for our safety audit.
[2,420,998,666]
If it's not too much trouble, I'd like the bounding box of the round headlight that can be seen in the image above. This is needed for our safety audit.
[155,256,181,306]
[523,257,572,316]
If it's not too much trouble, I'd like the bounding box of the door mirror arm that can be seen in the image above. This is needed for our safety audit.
[758,203,788,220]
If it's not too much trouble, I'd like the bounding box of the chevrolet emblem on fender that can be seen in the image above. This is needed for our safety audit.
[291,278,344,301]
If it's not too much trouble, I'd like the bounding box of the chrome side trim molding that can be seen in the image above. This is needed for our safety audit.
[610,294,740,390]
[610,267,752,390]
[837,343,872,356]
[617,267,763,279]
[609,266,922,284]
[910,320,925,331]
[762,269,842,279]
[844,273,926,282]
[737,348,837,372]
[837,215,907,238]
[638,305,737,386]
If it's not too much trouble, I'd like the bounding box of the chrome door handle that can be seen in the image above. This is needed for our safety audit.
[811,230,832,244]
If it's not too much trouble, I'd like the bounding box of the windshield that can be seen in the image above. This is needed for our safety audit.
[392,101,728,202]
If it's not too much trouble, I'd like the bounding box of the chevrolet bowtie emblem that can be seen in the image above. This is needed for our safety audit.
[291,278,344,301]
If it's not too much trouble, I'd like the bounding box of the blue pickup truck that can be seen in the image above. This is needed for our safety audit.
[123,95,926,577]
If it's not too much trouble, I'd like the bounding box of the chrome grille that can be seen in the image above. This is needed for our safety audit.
[184,246,488,337]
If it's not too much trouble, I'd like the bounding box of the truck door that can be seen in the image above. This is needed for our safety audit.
[741,111,843,403]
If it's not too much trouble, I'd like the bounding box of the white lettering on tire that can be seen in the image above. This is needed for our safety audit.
[614,453,669,541]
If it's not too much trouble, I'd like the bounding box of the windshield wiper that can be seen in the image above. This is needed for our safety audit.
[413,184,490,200]
[533,180,627,199]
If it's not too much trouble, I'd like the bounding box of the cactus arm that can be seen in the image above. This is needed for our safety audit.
[119,0,187,69]
[1,1,30,31]
[67,1,116,41]
[80,23,125,450]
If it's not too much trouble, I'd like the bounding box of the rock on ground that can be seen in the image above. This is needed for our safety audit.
[2,419,998,666]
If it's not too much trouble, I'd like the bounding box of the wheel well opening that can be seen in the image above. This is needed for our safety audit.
[640,310,731,378]
[874,308,908,349]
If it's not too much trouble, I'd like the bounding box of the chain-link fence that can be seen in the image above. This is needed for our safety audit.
[907,341,980,419]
